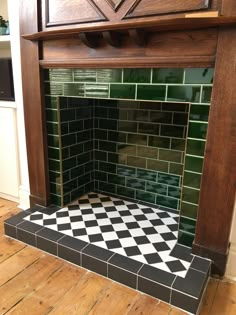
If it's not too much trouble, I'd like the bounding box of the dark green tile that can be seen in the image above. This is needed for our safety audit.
[152,69,184,84]
[185,68,214,84]
[171,139,186,151]
[108,174,125,186]
[49,69,73,82]
[157,173,180,187]
[63,193,71,206]
[162,102,188,112]
[188,122,208,140]
[49,171,61,184]
[95,129,108,140]
[126,178,145,190]
[47,122,59,135]
[179,217,196,234]
[139,101,161,110]
[74,69,96,82]
[62,157,77,172]
[127,156,146,168]
[62,147,70,159]
[59,97,68,109]
[95,106,108,118]
[173,113,188,126]
[85,84,109,98]
[137,146,158,159]
[160,125,185,138]
[136,190,155,204]
[150,111,172,124]
[147,159,169,172]
[159,149,183,163]
[110,84,136,99]
[202,86,212,103]
[107,108,119,120]
[181,202,198,220]
[118,144,136,155]
[167,86,201,103]
[169,163,184,176]
[119,121,137,133]
[117,185,135,199]
[178,230,194,247]
[95,171,107,182]
[48,147,60,160]
[49,159,60,172]
[47,135,59,148]
[50,182,62,195]
[108,131,126,143]
[45,82,63,96]
[117,165,136,177]
[156,195,178,210]
[71,165,84,178]
[50,194,62,207]
[186,139,205,157]
[146,182,167,195]
[190,105,210,122]
[62,171,70,183]
[99,181,116,194]
[68,121,84,133]
[127,134,147,145]
[61,134,76,148]
[137,85,166,101]
[138,122,160,135]
[99,162,117,174]
[182,187,200,204]
[148,136,170,149]
[64,179,78,195]
[185,156,203,173]
[108,153,126,165]
[97,69,122,83]
[95,150,107,161]
[45,96,57,109]
[64,83,84,97]
[127,109,149,122]
[60,109,76,122]
[44,70,50,81]
[136,169,156,182]
[100,119,118,131]
[168,187,181,199]
[183,171,201,189]
[123,69,151,83]
[99,140,117,152]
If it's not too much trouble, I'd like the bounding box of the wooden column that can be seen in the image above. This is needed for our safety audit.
[19,0,50,206]
[192,26,236,275]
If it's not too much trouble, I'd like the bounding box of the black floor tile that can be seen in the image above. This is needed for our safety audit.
[108,265,137,289]
[191,256,211,273]
[109,253,143,273]
[58,244,81,266]
[36,228,64,256]
[138,264,175,287]
[82,244,113,262]
[82,254,108,277]
[171,290,200,314]
[138,276,171,303]
[4,211,30,226]
[17,221,43,247]
[170,244,193,262]
[4,223,17,238]
[58,235,88,251]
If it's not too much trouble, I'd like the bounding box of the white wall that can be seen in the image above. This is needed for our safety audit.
[0,1,8,19]
[226,199,236,279]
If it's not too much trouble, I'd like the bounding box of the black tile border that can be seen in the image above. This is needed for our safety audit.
[4,208,211,315]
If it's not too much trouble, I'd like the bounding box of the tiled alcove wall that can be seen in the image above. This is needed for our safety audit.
[44,68,214,246]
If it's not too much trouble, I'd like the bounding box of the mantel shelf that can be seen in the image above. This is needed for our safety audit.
[22,16,236,41]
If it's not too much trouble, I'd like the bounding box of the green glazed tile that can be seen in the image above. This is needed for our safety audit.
[137,85,166,101]
[137,146,158,159]
[100,119,118,131]
[182,186,199,204]
[148,136,170,149]
[190,105,210,122]
[117,185,135,199]
[74,69,96,82]
[47,122,59,135]
[136,190,155,204]
[157,172,180,187]
[127,134,147,146]
[159,149,183,163]
[169,163,184,176]
[47,135,59,148]
[95,150,107,161]
[167,86,201,103]
[118,121,137,133]
[95,171,107,181]
[183,171,201,189]
[107,108,119,120]
[162,102,188,112]
[99,181,116,194]
[108,174,125,186]
[62,157,77,172]
[152,69,184,84]
[46,109,58,122]
[136,169,157,182]
[48,147,60,160]
[68,121,84,133]
[147,159,169,172]
[62,171,70,183]
[118,144,136,155]
[188,122,208,140]
[99,140,117,152]
[49,69,73,82]
[173,113,188,126]
[146,182,167,195]
[61,134,76,148]
[44,70,50,81]
[60,122,69,135]
[110,84,136,99]
[138,122,160,136]
[178,230,194,247]
[85,84,109,98]
[123,69,151,83]
[64,83,84,97]
[96,129,108,140]
[50,183,62,196]
[127,109,149,122]
[179,217,196,234]
[171,139,186,151]
[49,159,60,172]
[97,69,122,83]
[127,156,146,168]
[50,194,62,207]
[202,86,212,103]
[185,156,203,173]
[139,101,161,110]
[181,201,198,219]
[62,147,70,159]
[160,125,185,138]
[95,106,108,118]
[60,109,76,122]
[156,195,178,210]
[168,187,181,199]
[45,96,58,109]
[59,97,68,109]
[49,171,61,184]
[150,111,172,124]
[186,139,205,157]
[63,193,71,206]
[117,165,136,177]
[63,178,78,195]
[45,82,63,96]
[108,153,126,165]
[126,178,146,190]
[185,68,214,84]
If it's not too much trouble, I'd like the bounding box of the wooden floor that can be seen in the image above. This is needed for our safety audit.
[0,199,236,315]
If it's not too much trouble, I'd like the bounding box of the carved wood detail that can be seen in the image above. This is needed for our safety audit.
[128,29,146,46]
[103,31,121,47]
[105,0,126,11]
[78,32,99,48]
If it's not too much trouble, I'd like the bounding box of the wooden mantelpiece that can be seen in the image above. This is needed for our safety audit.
[19,0,236,275]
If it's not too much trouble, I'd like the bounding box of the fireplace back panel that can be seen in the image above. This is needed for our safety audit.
[44,68,213,246]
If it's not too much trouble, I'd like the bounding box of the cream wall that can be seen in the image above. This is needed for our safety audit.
[226,199,236,279]
[0,1,8,19]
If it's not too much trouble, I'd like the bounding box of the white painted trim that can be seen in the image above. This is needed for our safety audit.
[18,185,30,210]
[0,192,19,203]
[226,199,236,279]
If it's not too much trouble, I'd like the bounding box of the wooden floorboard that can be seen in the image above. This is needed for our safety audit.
[0,198,235,315]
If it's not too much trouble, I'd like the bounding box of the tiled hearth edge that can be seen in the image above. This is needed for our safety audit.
[4,206,211,315]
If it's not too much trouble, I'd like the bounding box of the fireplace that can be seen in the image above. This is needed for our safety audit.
[4,1,236,314]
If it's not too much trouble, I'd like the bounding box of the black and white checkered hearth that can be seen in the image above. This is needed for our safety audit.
[24,193,191,277]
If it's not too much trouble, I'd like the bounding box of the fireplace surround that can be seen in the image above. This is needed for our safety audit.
[4,0,236,313]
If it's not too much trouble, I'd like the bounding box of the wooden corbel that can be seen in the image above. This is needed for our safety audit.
[128,29,146,47]
[78,32,98,48]
[103,31,121,47]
